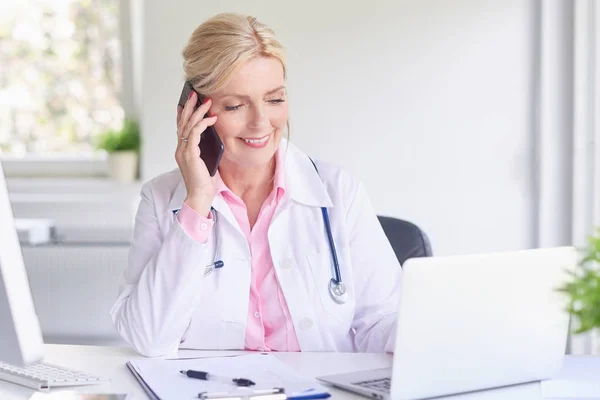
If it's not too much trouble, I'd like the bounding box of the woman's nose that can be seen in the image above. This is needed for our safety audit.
[248,104,270,129]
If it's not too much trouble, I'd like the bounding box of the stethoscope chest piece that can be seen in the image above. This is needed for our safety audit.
[329,279,348,304]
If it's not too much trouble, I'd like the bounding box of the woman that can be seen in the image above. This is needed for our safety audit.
[110,12,402,357]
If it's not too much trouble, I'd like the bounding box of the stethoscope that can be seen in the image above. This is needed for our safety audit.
[174,157,348,305]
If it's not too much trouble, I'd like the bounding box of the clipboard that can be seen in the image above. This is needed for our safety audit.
[128,362,288,400]
[126,354,330,400]
[126,361,160,400]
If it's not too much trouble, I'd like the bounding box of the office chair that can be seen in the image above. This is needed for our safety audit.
[377,216,432,266]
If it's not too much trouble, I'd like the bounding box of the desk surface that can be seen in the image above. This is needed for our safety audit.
[0,345,548,400]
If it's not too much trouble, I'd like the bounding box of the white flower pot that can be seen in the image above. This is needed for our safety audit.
[107,151,138,183]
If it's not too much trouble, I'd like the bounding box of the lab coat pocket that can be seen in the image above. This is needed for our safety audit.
[305,247,355,325]
[185,257,250,350]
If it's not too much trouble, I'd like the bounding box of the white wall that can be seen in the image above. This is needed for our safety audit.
[140,0,537,256]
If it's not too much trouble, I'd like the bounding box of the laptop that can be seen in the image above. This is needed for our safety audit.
[317,247,575,400]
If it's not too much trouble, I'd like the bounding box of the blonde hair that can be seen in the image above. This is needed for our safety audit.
[182,13,287,95]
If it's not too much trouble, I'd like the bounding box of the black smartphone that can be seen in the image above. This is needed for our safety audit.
[178,81,224,177]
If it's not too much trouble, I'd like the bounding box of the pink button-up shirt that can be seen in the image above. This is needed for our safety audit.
[177,150,301,352]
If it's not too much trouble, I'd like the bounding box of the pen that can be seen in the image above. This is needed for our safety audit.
[198,387,286,400]
[180,369,256,387]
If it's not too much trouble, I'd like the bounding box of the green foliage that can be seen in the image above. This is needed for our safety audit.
[557,228,600,333]
[95,119,140,153]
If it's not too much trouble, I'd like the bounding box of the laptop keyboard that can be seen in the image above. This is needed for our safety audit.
[352,377,391,392]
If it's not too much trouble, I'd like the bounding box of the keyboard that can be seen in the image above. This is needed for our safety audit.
[353,377,392,393]
[0,360,109,391]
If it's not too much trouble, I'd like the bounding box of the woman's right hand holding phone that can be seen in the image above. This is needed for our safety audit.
[175,91,218,217]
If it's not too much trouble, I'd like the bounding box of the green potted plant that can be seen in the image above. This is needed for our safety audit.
[558,228,600,338]
[96,119,140,182]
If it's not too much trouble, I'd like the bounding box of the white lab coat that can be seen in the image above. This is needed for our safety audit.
[110,140,402,357]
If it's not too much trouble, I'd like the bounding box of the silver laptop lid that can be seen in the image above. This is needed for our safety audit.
[391,247,575,399]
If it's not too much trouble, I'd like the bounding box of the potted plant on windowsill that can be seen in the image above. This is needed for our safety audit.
[96,119,141,183]
[558,228,600,349]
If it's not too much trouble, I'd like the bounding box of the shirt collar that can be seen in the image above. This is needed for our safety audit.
[213,147,287,204]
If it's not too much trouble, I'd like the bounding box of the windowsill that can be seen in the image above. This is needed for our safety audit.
[3,153,142,198]
[7,177,142,196]
[1,153,109,178]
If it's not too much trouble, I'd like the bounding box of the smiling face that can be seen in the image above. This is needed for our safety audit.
[209,56,288,171]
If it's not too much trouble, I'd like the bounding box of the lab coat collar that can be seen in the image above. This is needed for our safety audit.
[167,139,333,213]
[282,139,333,208]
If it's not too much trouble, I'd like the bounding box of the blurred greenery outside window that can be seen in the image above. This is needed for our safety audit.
[0,0,123,158]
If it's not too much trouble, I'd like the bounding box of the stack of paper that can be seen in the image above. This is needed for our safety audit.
[127,353,330,400]
[541,356,600,399]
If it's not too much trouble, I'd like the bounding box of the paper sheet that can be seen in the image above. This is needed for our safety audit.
[541,356,600,398]
[29,394,129,400]
[128,353,328,400]
[168,349,247,360]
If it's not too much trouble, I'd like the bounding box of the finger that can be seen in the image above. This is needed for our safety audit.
[183,125,202,161]
[175,106,185,154]
[176,115,193,161]
[176,132,186,161]
[179,91,198,134]
[176,106,183,130]
[176,134,189,162]
[186,98,212,132]
[186,116,218,149]
[181,98,214,156]
[176,117,197,157]
[176,100,193,156]
[183,116,218,159]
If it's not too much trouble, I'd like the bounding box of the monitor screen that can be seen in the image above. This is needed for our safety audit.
[0,161,44,366]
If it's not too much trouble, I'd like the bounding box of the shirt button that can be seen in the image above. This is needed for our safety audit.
[253,311,260,318]
[199,222,208,230]
[299,318,314,331]
[281,258,293,270]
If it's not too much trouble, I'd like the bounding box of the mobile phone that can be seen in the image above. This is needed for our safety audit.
[178,81,224,177]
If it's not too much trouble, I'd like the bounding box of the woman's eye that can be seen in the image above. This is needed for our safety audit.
[225,104,243,111]
[224,99,284,111]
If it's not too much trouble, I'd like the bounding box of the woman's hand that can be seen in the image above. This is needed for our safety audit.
[175,91,218,217]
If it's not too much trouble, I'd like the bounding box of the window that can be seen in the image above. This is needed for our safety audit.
[0,0,123,157]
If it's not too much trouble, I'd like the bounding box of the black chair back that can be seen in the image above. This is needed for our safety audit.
[377,216,432,265]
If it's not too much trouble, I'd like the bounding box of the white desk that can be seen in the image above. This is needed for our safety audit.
[0,345,552,399]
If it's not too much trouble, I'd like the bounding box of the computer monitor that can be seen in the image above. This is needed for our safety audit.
[0,160,44,366]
